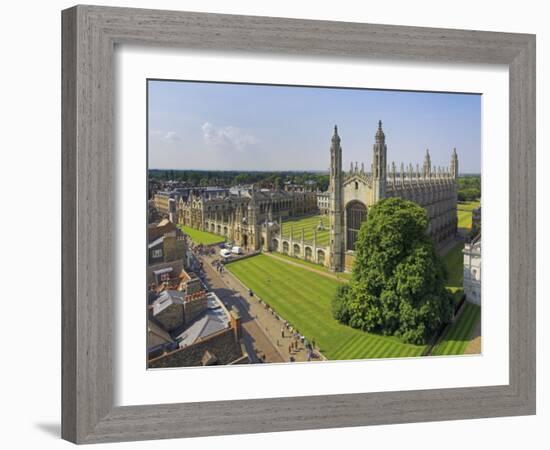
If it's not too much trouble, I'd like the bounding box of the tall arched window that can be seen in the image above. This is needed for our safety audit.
[346,201,367,251]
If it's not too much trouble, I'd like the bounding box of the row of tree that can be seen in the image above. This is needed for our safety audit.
[331,198,454,345]
[458,175,481,202]
[149,169,330,191]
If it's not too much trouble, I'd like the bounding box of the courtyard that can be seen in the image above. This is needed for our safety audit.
[178,225,225,245]
[433,238,482,355]
[227,234,479,360]
[432,302,481,356]
[281,214,330,246]
[442,240,466,305]
[226,254,426,360]
[457,200,480,230]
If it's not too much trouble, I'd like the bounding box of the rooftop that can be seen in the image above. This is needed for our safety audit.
[152,290,185,316]
[175,292,230,347]
[148,236,164,249]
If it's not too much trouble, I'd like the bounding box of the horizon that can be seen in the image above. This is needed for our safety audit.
[148,168,481,176]
[148,80,481,173]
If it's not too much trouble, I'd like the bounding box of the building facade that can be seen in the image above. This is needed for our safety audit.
[463,235,481,305]
[147,219,187,265]
[174,121,458,273]
[329,122,458,271]
[317,191,330,215]
[177,187,318,251]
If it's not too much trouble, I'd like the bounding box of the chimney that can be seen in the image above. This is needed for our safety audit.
[230,307,242,341]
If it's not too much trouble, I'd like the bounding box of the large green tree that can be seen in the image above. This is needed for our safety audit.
[332,198,453,344]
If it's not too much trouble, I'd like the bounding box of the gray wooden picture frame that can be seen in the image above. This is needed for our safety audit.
[61,4,536,444]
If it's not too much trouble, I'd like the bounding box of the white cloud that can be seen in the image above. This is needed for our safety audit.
[201,122,258,151]
[164,131,181,142]
[150,130,181,142]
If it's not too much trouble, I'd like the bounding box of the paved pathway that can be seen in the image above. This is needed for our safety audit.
[199,252,321,363]
[464,316,482,354]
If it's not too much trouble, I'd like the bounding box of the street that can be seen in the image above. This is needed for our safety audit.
[193,248,319,364]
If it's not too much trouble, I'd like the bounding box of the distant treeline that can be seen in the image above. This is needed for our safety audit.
[149,169,330,192]
[457,175,481,202]
[149,169,480,201]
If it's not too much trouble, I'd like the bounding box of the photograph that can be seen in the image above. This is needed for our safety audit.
[146,80,482,368]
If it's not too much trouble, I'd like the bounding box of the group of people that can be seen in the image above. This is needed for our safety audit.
[191,243,215,257]
[281,325,317,362]
[211,259,225,275]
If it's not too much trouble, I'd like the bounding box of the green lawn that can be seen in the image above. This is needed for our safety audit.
[441,240,465,306]
[432,302,481,356]
[281,215,330,246]
[442,241,464,289]
[227,254,425,360]
[435,240,481,355]
[457,200,480,230]
[178,225,225,245]
[270,252,352,281]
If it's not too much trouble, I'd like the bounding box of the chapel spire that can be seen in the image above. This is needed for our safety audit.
[423,148,432,178]
[329,124,343,272]
[372,120,387,201]
[375,120,385,143]
[332,124,340,144]
[450,147,459,179]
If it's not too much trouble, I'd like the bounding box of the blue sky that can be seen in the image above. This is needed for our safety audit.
[148,80,481,174]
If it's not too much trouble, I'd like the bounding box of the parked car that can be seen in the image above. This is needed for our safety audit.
[220,249,232,259]
[231,246,243,255]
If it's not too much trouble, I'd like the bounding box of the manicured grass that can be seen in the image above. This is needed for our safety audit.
[281,215,330,246]
[457,200,480,230]
[458,200,481,211]
[270,252,352,281]
[227,254,425,360]
[432,302,481,356]
[442,241,464,289]
[442,240,465,306]
[437,240,481,355]
[178,225,225,245]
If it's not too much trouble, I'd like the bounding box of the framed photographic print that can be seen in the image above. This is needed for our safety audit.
[62,5,536,444]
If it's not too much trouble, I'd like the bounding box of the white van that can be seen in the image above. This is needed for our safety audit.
[231,246,243,255]
[220,249,231,259]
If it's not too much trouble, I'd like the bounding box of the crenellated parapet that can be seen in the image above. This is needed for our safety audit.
[386,161,456,192]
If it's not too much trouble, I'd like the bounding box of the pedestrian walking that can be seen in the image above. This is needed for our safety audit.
[281,327,284,338]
